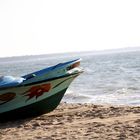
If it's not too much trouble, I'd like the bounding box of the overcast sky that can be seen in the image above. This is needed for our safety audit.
[0,0,140,57]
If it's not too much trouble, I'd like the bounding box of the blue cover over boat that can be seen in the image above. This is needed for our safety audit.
[0,76,25,88]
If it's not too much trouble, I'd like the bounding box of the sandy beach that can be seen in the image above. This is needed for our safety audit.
[0,103,139,140]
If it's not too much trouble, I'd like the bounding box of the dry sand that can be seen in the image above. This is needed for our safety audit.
[0,103,140,140]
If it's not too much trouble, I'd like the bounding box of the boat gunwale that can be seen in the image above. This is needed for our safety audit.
[0,71,82,91]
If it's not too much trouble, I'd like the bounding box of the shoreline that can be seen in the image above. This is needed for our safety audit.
[0,103,140,140]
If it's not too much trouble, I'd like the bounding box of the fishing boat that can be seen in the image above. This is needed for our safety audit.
[0,59,83,120]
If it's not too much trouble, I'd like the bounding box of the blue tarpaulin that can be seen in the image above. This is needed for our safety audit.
[0,76,25,87]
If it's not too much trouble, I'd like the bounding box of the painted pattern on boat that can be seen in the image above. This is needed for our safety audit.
[22,83,51,101]
[0,92,16,105]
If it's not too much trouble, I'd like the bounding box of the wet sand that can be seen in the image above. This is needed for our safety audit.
[0,103,140,140]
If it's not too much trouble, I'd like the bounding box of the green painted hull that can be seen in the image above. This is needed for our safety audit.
[0,88,67,121]
[0,58,83,121]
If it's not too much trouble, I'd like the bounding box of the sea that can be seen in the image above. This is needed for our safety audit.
[0,50,140,106]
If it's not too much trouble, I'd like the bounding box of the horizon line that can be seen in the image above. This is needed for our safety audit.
[0,47,140,59]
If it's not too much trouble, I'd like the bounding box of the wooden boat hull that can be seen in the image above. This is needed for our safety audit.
[0,88,67,121]
[0,59,83,121]
[0,73,80,121]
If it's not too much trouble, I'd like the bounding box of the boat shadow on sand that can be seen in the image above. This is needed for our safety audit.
[0,116,35,129]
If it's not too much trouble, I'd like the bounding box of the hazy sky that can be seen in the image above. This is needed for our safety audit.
[0,0,140,57]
